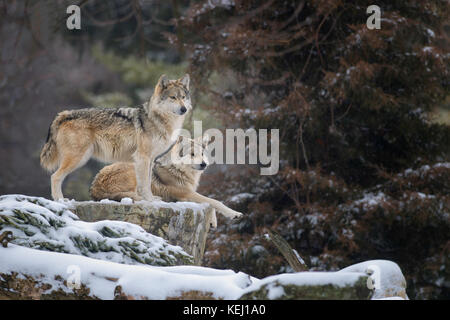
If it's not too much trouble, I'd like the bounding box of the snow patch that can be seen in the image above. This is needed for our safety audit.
[352,192,387,209]
[229,193,254,203]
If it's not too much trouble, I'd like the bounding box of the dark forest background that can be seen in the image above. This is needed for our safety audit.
[0,0,449,299]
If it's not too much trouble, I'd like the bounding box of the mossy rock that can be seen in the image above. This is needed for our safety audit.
[239,275,373,300]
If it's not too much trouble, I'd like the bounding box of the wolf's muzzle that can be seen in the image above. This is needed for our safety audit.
[179,106,187,115]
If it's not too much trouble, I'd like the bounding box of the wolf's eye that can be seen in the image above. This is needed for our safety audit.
[170,96,176,99]
[181,96,185,99]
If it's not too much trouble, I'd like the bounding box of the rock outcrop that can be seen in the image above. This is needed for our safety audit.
[0,195,194,266]
[239,273,372,300]
[0,195,408,300]
[71,200,216,265]
[1,243,407,300]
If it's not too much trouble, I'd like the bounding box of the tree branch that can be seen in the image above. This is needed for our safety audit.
[265,229,308,272]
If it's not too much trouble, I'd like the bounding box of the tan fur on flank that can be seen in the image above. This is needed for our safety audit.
[40,74,192,201]
[90,136,243,222]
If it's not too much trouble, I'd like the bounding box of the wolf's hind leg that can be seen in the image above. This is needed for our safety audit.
[108,192,143,202]
[51,146,93,200]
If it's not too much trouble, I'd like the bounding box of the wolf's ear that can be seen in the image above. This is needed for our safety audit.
[174,135,187,150]
[155,74,169,94]
[202,134,212,146]
[179,74,190,88]
[170,135,184,157]
[176,135,184,144]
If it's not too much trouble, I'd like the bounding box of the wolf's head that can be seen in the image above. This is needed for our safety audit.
[157,135,210,171]
[152,74,192,116]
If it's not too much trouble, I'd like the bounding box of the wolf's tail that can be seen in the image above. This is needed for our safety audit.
[40,127,59,172]
[40,111,68,172]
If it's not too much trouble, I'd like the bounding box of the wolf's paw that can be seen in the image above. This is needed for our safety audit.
[208,209,218,229]
[143,195,162,202]
[231,211,244,219]
[210,220,218,229]
[124,194,144,202]
[210,217,218,229]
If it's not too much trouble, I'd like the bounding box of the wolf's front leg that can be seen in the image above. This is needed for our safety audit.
[134,154,161,201]
[186,192,243,219]
[145,160,161,201]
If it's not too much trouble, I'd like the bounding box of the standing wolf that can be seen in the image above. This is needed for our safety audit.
[90,135,244,222]
[40,74,191,201]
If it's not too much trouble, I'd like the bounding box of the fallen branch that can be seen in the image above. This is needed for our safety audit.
[265,229,308,272]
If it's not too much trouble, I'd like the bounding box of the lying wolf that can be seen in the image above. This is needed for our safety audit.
[90,135,244,222]
[40,74,191,201]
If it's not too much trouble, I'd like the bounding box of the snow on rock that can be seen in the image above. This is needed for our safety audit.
[0,194,193,266]
[74,197,210,213]
[240,259,407,300]
[339,260,408,300]
[71,198,215,265]
[239,271,372,300]
[120,197,133,205]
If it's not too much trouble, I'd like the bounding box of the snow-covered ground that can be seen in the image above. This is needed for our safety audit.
[1,244,251,299]
[0,243,407,300]
[0,194,408,300]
